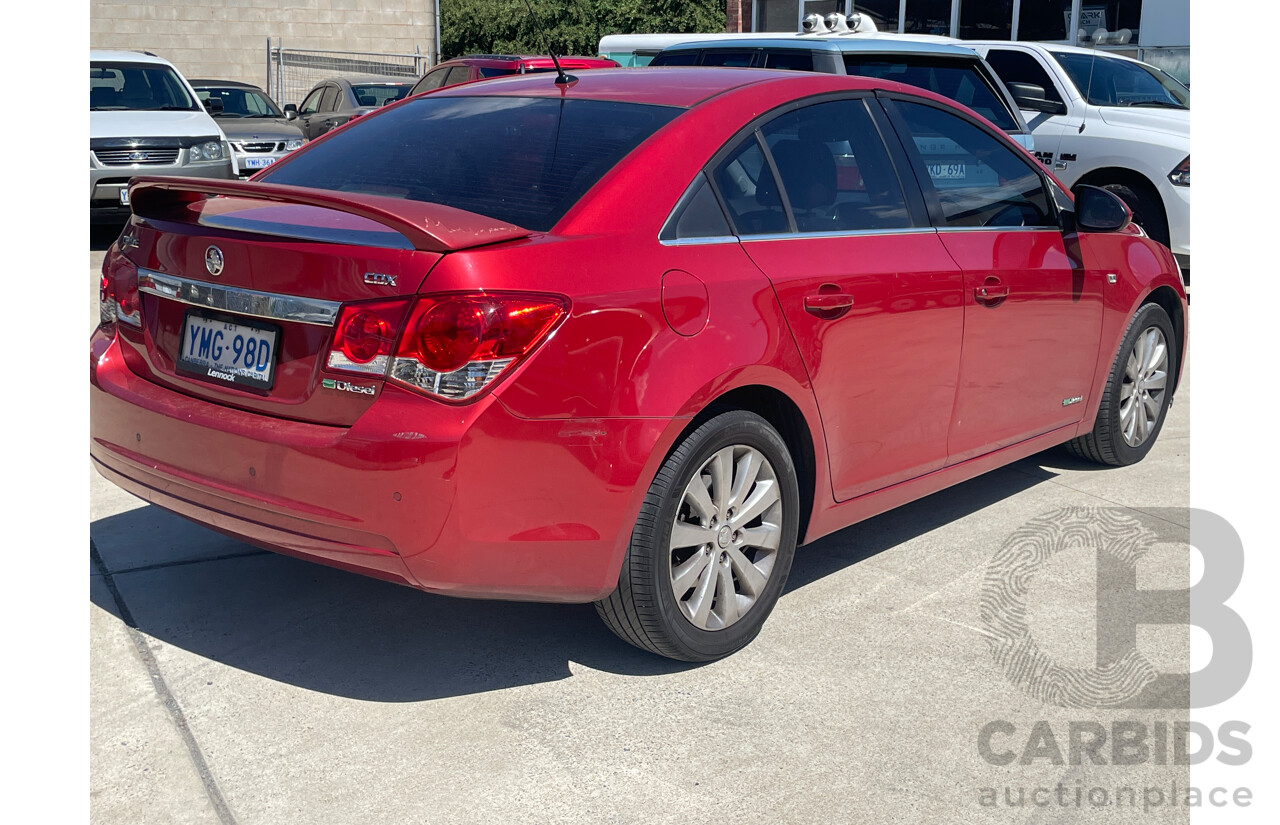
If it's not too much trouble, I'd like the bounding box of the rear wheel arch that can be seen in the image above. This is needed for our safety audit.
[672,384,818,545]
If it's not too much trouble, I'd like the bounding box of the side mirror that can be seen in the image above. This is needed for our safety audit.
[1073,184,1132,232]
[283,103,298,121]
[1006,82,1067,116]
[203,96,224,114]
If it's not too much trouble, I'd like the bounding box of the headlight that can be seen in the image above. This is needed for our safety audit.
[1168,156,1189,187]
[284,139,305,152]
[188,140,228,163]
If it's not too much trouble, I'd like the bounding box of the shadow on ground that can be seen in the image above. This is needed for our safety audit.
[90,453,1059,702]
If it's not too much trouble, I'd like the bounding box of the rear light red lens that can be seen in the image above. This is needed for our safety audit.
[340,310,392,363]
[101,246,141,329]
[327,299,410,375]
[390,293,568,402]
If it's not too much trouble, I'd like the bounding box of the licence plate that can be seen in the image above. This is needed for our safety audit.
[928,163,966,180]
[119,188,130,206]
[177,312,279,390]
[244,156,276,169]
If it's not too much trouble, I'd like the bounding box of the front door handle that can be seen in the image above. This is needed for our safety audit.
[974,284,1010,304]
[804,292,855,316]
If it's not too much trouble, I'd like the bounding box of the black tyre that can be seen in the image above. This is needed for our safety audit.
[595,410,800,661]
[1067,303,1177,466]
[1101,182,1170,248]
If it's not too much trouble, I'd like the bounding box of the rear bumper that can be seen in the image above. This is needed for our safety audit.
[90,330,670,602]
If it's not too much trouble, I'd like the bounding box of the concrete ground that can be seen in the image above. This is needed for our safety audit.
[90,228,1192,824]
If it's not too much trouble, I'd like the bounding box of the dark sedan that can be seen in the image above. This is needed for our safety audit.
[294,76,414,139]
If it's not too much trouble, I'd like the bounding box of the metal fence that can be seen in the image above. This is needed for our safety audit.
[266,41,431,107]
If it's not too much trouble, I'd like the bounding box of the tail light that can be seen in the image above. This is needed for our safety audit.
[325,292,568,402]
[327,299,412,375]
[100,247,141,329]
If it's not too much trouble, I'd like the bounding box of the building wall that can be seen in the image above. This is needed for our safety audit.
[90,0,438,88]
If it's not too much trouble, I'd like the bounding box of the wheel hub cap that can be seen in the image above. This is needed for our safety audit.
[668,444,783,631]
[1119,325,1169,448]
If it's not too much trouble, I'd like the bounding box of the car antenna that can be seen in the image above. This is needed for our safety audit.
[521,0,577,86]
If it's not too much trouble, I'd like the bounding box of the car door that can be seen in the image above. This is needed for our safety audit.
[709,96,966,502]
[980,47,1077,177]
[881,95,1104,463]
[297,86,326,139]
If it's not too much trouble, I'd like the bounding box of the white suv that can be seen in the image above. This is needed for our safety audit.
[90,50,234,221]
[966,43,1190,281]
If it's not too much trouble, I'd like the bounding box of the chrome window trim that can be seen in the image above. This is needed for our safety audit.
[658,235,740,247]
[739,227,937,243]
[138,269,342,327]
[932,226,1058,233]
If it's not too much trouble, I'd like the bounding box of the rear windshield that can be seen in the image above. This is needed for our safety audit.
[842,56,1018,131]
[90,62,198,112]
[261,96,681,231]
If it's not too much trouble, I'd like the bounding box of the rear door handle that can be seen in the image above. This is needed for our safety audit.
[804,293,855,316]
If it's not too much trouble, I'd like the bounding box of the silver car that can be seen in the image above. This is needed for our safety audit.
[191,80,308,178]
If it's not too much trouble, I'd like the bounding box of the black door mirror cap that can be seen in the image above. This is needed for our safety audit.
[283,103,299,120]
[204,96,224,114]
[1073,184,1132,233]
[1006,82,1068,116]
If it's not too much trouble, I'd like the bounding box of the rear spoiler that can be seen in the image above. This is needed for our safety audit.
[127,177,533,253]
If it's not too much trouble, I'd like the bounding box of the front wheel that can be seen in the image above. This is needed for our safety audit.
[1068,303,1176,466]
[595,410,800,661]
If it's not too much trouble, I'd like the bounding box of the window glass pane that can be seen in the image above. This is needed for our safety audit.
[959,0,1011,39]
[90,62,196,111]
[764,51,816,71]
[1050,51,1188,108]
[904,0,952,36]
[843,56,1017,131]
[479,67,518,78]
[662,174,732,240]
[650,52,699,66]
[712,137,788,235]
[983,50,1064,104]
[319,85,339,112]
[351,84,411,106]
[299,89,323,114]
[758,0,800,32]
[894,100,1053,229]
[700,51,758,68]
[262,98,681,232]
[856,0,902,32]
[1016,0,1070,40]
[411,69,447,95]
[761,100,912,233]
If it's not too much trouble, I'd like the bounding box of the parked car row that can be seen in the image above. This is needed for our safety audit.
[93,50,1187,660]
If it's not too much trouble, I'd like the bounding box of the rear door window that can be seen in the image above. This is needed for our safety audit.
[699,51,758,68]
[843,55,1017,131]
[318,84,340,112]
[261,96,681,232]
[651,52,701,67]
[763,51,816,72]
[760,99,913,233]
[711,136,789,235]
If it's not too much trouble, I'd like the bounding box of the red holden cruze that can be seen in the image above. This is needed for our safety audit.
[91,68,1186,661]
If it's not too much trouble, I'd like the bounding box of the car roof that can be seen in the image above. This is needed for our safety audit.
[322,75,415,86]
[90,49,175,66]
[188,79,263,89]
[428,66,891,108]
[660,37,979,58]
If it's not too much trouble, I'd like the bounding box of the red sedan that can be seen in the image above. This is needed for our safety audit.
[91,68,1186,661]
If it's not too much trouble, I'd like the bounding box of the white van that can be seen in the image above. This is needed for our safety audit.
[90,50,233,221]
